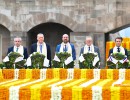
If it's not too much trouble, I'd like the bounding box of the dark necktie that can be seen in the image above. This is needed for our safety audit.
[40,45,42,53]
[16,47,18,52]
[117,47,120,52]
[88,46,90,51]
[64,45,67,52]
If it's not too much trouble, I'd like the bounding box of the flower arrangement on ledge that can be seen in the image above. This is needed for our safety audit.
[107,53,129,69]
[79,53,100,69]
[3,52,26,69]
[28,52,46,69]
[0,63,4,69]
[128,50,130,61]
[52,52,74,68]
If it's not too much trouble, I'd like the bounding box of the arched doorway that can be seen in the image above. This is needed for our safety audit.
[0,24,10,62]
[105,24,130,45]
[27,22,73,58]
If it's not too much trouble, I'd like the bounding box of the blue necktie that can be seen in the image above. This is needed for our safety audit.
[16,47,18,52]
[64,45,67,52]
[40,45,42,53]
[88,46,90,51]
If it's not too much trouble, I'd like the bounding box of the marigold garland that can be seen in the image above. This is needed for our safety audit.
[120,85,130,100]
[19,69,26,79]
[107,69,113,79]
[46,69,53,79]
[64,79,86,87]
[82,87,92,100]
[72,86,82,100]
[59,68,67,79]
[3,79,29,87]
[62,87,72,100]
[74,69,81,79]
[53,68,60,79]
[102,80,116,100]
[81,69,87,79]
[0,69,130,100]
[125,70,130,80]
[113,69,119,80]
[86,69,93,79]
[41,87,51,100]
[100,69,107,79]
[0,69,3,79]
[32,69,40,79]
[102,87,111,100]
[0,87,9,100]
[56,79,74,87]
[2,69,14,79]
[111,87,120,100]
[26,69,32,79]
[19,86,31,100]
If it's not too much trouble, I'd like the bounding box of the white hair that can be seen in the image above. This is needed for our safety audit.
[37,33,44,38]
[86,36,93,40]
[14,37,22,41]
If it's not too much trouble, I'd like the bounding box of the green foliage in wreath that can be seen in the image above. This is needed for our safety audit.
[107,53,129,69]
[0,63,4,69]
[79,53,100,69]
[52,52,74,68]
[15,60,26,69]
[4,52,26,69]
[127,50,130,68]
[28,52,45,69]
[127,50,130,61]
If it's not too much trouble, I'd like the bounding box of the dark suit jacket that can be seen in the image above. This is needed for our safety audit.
[7,46,28,59]
[80,46,101,59]
[109,48,128,57]
[31,43,51,67]
[55,43,76,60]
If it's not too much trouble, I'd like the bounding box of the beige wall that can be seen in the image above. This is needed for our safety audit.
[0,0,130,67]
[0,0,130,32]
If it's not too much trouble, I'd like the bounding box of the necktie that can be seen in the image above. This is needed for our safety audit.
[117,47,120,52]
[40,44,42,53]
[88,46,90,51]
[64,45,67,52]
[16,47,18,52]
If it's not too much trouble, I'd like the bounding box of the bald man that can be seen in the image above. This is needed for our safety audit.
[80,36,100,59]
[31,33,51,67]
[55,34,76,60]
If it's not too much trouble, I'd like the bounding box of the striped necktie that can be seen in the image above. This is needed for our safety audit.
[64,45,67,52]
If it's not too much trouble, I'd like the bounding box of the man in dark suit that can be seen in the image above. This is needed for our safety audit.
[31,33,51,67]
[80,36,100,59]
[109,37,128,57]
[7,37,28,59]
[55,34,76,60]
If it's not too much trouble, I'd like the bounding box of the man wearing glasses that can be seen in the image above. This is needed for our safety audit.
[7,37,28,59]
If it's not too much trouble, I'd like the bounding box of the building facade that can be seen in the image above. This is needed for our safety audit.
[0,0,130,68]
